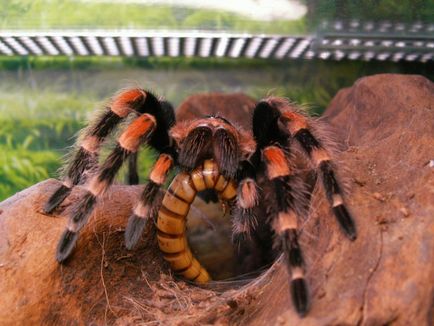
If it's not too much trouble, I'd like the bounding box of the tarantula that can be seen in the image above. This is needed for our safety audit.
[43,89,356,317]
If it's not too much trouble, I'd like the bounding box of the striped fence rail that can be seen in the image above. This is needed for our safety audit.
[0,23,432,62]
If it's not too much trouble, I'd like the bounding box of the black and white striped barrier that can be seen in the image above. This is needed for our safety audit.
[313,21,434,62]
[0,25,432,62]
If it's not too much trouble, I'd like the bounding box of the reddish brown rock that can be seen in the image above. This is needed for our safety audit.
[176,92,256,129]
[1,75,433,325]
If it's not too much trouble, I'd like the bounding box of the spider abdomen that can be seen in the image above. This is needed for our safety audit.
[156,159,237,283]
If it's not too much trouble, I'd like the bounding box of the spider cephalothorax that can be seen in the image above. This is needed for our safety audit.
[44,89,356,317]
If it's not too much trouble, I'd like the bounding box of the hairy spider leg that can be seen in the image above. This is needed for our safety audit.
[232,160,260,243]
[127,152,140,185]
[252,100,311,316]
[263,145,309,316]
[56,113,156,262]
[252,98,357,316]
[124,99,177,249]
[280,110,357,240]
[44,89,154,214]
[126,100,176,186]
[126,99,175,185]
[124,152,174,249]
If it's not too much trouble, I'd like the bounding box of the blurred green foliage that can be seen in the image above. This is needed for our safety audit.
[2,0,433,33]
[0,90,87,199]
[303,0,434,26]
[0,91,90,149]
[0,146,58,199]
[0,0,305,34]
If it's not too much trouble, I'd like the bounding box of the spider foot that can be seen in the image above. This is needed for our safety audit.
[43,184,71,214]
[56,230,78,263]
[125,214,148,250]
[290,278,309,317]
[125,181,164,249]
[333,204,357,240]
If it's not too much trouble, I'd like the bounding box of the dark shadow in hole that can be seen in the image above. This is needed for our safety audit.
[186,189,276,285]
[186,168,318,289]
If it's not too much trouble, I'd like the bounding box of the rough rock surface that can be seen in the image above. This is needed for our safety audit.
[175,92,256,129]
[0,74,433,325]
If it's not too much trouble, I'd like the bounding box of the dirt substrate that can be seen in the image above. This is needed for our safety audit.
[0,74,433,325]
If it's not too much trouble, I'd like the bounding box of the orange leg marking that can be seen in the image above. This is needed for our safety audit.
[111,89,146,117]
[150,154,174,185]
[281,111,308,135]
[118,114,156,152]
[263,146,291,179]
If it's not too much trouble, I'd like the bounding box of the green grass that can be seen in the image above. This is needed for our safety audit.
[0,90,88,199]
[0,146,59,198]
[0,91,91,148]
[0,0,306,34]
